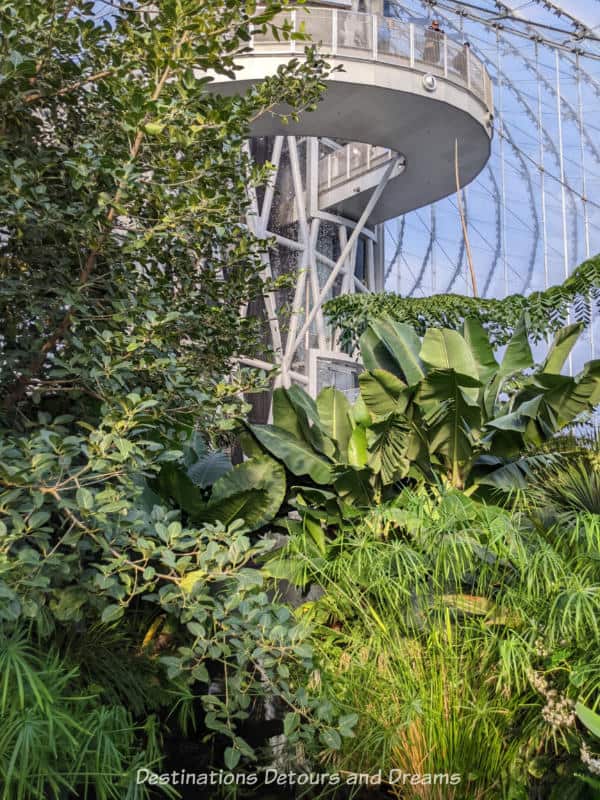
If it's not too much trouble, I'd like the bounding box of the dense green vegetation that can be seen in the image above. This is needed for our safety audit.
[0,1,344,796]
[1,1,599,798]
[325,255,600,351]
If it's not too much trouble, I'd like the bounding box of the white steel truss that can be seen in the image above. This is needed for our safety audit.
[241,135,404,400]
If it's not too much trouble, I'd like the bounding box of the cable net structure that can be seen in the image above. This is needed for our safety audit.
[382,0,600,370]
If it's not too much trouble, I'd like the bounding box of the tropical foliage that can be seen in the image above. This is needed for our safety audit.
[0,0,345,791]
[233,318,600,505]
[277,488,600,798]
[0,628,168,800]
[358,315,600,489]
[1,2,600,797]
[325,254,600,351]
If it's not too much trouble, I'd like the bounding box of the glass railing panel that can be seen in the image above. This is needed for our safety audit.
[337,11,371,56]
[469,56,485,99]
[295,8,333,52]
[378,17,410,63]
[413,27,444,72]
[446,39,468,84]
[250,8,491,107]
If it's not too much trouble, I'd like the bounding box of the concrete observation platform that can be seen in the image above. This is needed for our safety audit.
[207,5,494,224]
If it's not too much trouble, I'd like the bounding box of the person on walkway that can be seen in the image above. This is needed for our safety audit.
[453,41,470,78]
[423,19,443,65]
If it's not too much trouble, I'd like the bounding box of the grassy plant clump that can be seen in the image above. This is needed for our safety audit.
[275,488,600,798]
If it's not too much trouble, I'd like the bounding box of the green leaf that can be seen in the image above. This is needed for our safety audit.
[333,467,372,506]
[499,317,533,377]
[28,511,50,528]
[180,570,205,593]
[224,747,241,770]
[187,451,232,488]
[155,463,207,518]
[320,728,342,750]
[101,604,124,624]
[420,328,478,378]
[488,396,542,432]
[541,322,583,374]
[187,621,206,638]
[316,387,352,459]
[365,317,425,386]
[201,455,286,530]
[575,702,600,739]
[359,326,401,375]
[359,369,408,419]
[351,396,372,427]
[273,386,335,458]
[247,424,332,484]
[143,121,165,136]
[368,415,411,484]
[539,361,600,427]
[272,387,305,440]
[416,370,482,488]
[462,317,499,382]
[304,515,326,555]
[347,425,368,468]
[475,460,529,490]
[284,712,300,736]
[75,487,94,510]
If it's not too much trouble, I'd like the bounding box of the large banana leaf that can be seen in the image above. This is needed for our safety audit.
[283,385,336,458]
[156,455,285,531]
[486,395,543,433]
[420,328,478,379]
[247,423,333,484]
[536,360,600,426]
[358,369,409,419]
[541,322,584,374]
[499,317,534,377]
[272,387,306,441]
[359,325,404,376]
[187,450,232,488]
[367,414,412,484]
[347,425,368,468]
[462,317,498,382]
[416,370,482,488]
[206,455,286,530]
[316,387,352,460]
[155,462,207,518]
[365,316,425,386]
[484,319,534,417]
[332,466,373,506]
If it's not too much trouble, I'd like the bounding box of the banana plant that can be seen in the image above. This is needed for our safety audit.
[152,435,286,532]
[242,384,421,515]
[358,315,600,490]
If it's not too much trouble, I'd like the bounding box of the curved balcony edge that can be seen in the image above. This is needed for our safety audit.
[206,11,494,218]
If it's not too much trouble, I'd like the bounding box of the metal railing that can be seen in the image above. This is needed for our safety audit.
[252,8,493,110]
[318,142,394,191]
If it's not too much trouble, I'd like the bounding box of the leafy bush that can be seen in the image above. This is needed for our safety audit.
[236,319,600,512]
[528,449,600,518]
[0,0,341,791]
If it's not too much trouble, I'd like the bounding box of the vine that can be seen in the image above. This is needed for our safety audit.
[325,255,600,351]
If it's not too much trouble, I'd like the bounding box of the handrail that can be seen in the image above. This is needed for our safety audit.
[318,142,395,192]
[251,8,493,109]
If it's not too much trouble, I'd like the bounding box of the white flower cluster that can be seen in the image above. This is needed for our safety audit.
[580,744,600,776]
[533,637,550,658]
[527,670,576,730]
